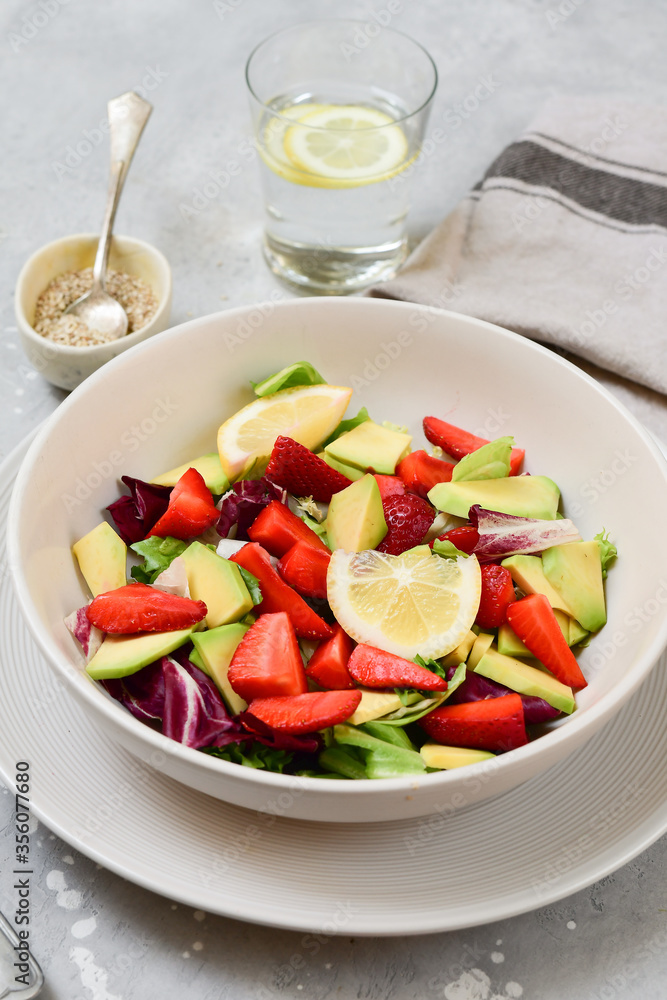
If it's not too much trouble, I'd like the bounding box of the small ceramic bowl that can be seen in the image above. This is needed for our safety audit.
[15,233,172,391]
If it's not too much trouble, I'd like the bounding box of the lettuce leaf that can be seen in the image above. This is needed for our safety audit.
[201,742,294,772]
[595,529,618,578]
[451,437,513,482]
[130,535,187,584]
[251,361,326,397]
[377,663,468,726]
[432,538,469,560]
[237,566,263,605]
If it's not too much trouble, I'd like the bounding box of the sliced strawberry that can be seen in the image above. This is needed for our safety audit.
[423,417,525,476]
[373,475,407,501]
[86,583,207,634]
[506,594,588,689]
[347,643,447,691]
[230,542,333,640]
[475,564,516,629]
[247,499,329,557]
[242,689,362,735]
[148,467,219,540]
[227,612,307,700]
[396,450,455,498]
[278,540,331,600]
[265,435,352,502]
[376,493,435,555]
[306,626,356,690]
[437,525,480,554]
[419,693,527,752]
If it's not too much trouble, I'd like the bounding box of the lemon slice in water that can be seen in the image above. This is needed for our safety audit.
[327,546,482,661]
[282,104,410,188]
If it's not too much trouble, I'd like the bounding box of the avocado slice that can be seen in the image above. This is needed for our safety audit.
[467,632,495,671]
[181,541,254,628]
[318,451,365,481]
[542,541,607,632]
[191,622,250,715]
[420,743,496,769]
[428,476,560,520]
[72,522,127,597]
[474,647,575,714]
[501,554,575,616]
[497,609,576,657]
[347,688,405,725]
[327,474,387,552]
[324,420,411,475]
[439,629,477,668]
[86,627,195,680]
[152,452,229,494]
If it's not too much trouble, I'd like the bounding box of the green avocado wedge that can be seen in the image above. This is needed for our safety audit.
[474,647,575,714]
[86,627,195,680]
[428,476,560,520]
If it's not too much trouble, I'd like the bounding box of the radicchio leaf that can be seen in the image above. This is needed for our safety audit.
[107,476,172,544]
[445,666,561,724]
[162,656,249,749]
[468,505,581,563]
[101,659,165,724]
[64,606,103,661]
[215,477,287,540]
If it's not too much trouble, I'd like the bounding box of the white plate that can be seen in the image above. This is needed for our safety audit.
[1,433,666,935]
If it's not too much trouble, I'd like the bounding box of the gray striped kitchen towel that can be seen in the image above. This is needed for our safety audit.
[369,97,667,395]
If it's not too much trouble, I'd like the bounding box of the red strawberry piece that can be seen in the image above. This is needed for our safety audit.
[373,475,406,501]
[242,689,362,735]
[278,540,331,600]
[396,450,455,498]
[148,467,219,540]
[419,693,527,752]
[227,612,307,701]
[423,417,525,476]
[230,542,333,640]
[475,564,516,629]
[248,499,329,557]
[347,644,447,691]
[436,525,480,554]
[306,626,356,690]
[265,435,352,502]
[506,594,587,690]
[376,493,435,555]
[86,583,207,634]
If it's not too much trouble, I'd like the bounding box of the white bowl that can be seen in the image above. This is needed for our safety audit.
[15,233,172,391]
[8,298,667,822]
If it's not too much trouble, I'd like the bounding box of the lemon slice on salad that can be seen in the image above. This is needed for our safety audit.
[217,383,352,481]
[282,105,410,188]
[327,546,481,661]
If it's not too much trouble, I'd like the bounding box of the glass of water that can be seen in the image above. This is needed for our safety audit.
[245,20,437,294]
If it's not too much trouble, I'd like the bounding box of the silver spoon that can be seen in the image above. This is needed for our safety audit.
[65,91,152,339]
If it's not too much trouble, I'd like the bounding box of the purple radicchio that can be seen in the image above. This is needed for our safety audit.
[468,505,581,563]
[446,666,561,724]
[64,605,103,662]
[162,656,246,749]
[216,477,287,540]
[107,476,172,544]
[101,659,165,725]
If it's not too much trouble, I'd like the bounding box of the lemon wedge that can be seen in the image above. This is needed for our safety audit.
[273,104,410,188]
[217,383,352,481]
[327,546,482,661]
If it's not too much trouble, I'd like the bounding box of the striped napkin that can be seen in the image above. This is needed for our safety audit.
[369,97,667,395]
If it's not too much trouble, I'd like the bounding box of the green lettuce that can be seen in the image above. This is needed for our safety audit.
[130,536,187,584]
[251,361,326,397]
[432,539,469,560]
[237,566,263,605]
[595,530,617,578]
[201,742,294,772]
[452,436,514,482]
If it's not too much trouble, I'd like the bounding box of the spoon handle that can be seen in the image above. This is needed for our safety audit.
[92,91,153,291]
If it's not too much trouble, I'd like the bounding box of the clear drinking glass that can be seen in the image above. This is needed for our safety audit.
[245,20,437,294]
